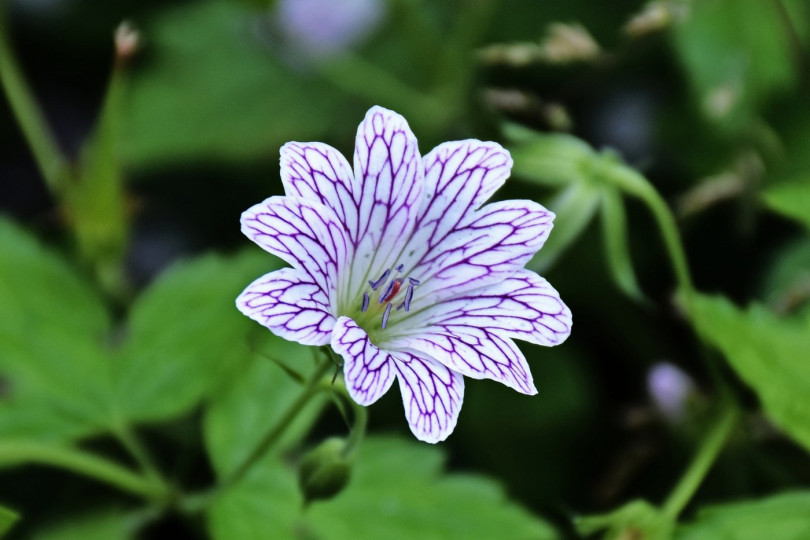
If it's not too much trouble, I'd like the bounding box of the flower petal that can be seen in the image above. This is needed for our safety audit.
[416,139,512,234]
[241,196,350,302]
[280,142,358,230]
[391,328,536,395]
[236,268,334,346]
[406,200,555,302]
[405,268,572,347]
[331,316,396,406]
[348,106,424,295]
[393,351,464,443]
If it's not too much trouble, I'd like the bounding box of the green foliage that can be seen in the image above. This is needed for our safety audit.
[689,294,810,452]
[0,505,18,538]
[577,500,674,540]
[32,511,134,540]
[115,252,274,423]
[762,180,810,231]
[203,337,327,478]
[672,0,806,125]
[0,218,115,441]
[208,436,558,540]
[676,491,810,540]
[121,0,349,167]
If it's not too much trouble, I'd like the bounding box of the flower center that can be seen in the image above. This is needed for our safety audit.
[356,264,420,332]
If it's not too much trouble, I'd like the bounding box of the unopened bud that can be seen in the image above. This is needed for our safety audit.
[114,21,140,61]
[298,437,352,504]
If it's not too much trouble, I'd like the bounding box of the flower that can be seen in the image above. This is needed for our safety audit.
[237,106,572,443]
[647,362,695,422]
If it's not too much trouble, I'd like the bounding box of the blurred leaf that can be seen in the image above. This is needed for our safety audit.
[689,294,810,452]
[207,436,558,540]
[675,491,810,540]
[122,0,348,167]
[33,510,134,540]
[203,335,327,478]
[529,182,601,272]
[672,0,805,124]
[0,505,17,538]
[762,179,810,230]
[0,217,115,442]
[760,237,810,317]
[577,499,674,540]
[306,437,558,539]
[115,251,279,423]
[601,187,645,301]
[508,130,596,188]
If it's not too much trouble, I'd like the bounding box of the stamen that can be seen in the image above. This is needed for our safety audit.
[378,279,396,303]
[395,263,404,272]
[408,277,420,286]
[402,283,414,311]
[381,303,393,329]
[369,268,390,291]
[361,292,370,312]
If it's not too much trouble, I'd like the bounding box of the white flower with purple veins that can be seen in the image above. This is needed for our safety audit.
[237,106,572,443]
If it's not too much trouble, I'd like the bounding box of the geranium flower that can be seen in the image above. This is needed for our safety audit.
[237,106,571,443]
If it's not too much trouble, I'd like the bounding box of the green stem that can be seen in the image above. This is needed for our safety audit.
[604,160,695,301]
[0,8,69,194]
[112,422,164,486]
[0,440,167,501]
[221,353,334,489]
[342,399,368,458]
[661,404,738,519]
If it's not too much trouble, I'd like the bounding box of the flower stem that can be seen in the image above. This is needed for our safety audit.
[221,353,334,489]
[661,404,738,519]
[112,421,165,487]
[603,159,695,301]
[0,8,69,195]
[0,440,168,501]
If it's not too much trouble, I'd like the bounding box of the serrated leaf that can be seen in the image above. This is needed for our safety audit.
[675,491,810,540]
[0,217,115,442]
[0,505,18,538]
[121,0,348,167]
[203,336,327,478]
[762,179,810,231]
[206,436,558,540]
[689,294,810,452]
[115,251,280,423]
[601,187,645,301]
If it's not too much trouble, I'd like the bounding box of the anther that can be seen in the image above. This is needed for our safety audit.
[378,279,396,304]
[369,268,390,291]
[408,277,420,286]
[361,292,370,312]
[395,264,404,272]
[381,303,393,329]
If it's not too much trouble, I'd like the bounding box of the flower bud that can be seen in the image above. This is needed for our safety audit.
[298,437,352,504]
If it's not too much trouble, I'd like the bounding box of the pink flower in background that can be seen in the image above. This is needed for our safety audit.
[237,106,571,442]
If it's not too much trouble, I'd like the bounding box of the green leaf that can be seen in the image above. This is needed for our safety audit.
[508,131,596,189]
[305,437,558,540]
[577,500,674,540]
[0,504,18,538]
[689,294,810,452]
[203,336,327,478]
[676,491,810,540]
[762,179,810,230]
[33,510,135,540]
[121,0,348,167]
[600,187,645,301]
[207,436,558,540]
[528,182,601,272]
[115,251,279,423]
[672,0,805,124]
[0,217,115,442]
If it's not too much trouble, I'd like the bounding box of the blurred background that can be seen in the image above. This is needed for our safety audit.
[2,0,810,538]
